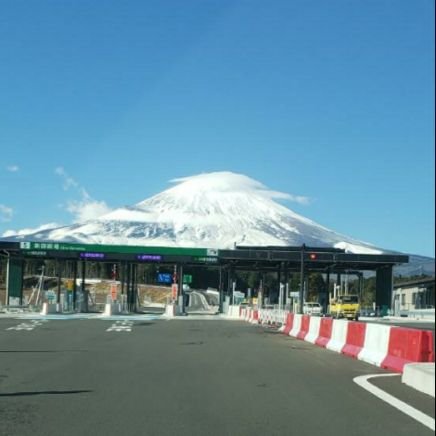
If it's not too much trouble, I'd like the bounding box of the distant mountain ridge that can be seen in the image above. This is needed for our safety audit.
[3,172,434,276]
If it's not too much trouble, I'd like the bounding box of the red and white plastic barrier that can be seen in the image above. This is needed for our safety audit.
[305,316,322,344]
[239,309,434,373]
[342,322,366,358]
[326,319,348,353]
[289,314,302,337]
[381,327,434,372]
[315,317,333,347]
[358,323,391,367]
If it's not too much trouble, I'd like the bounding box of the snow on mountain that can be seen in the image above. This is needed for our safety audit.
[2,172,434,274]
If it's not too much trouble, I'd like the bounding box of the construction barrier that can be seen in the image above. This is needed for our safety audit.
[238,310,434,373]
[289,314,303,337]
[342,322,366,358]
[252,310,259,323]
[296,315,311,340]
[382,327,434,372]
[315,317,333,347]
[282,313,294,335]
[304,316,322,344]
[326,319,348,353]
[358,323,391,367]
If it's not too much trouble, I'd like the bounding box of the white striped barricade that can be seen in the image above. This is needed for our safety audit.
[305,316,322,344]
[240,307,247,320]
[289,314,303,337]
[258,309,265,324]
[272,309,280,325]
[326,319,348,353]
[358,323,391,367]
[261,309,270,325]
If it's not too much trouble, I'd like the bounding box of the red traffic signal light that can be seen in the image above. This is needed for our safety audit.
[309,253,317,260]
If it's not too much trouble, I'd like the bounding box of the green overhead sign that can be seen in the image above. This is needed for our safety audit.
[183,274,193,284]
[19,241,218,260]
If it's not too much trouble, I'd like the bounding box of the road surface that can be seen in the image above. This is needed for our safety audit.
[0,316,434,436]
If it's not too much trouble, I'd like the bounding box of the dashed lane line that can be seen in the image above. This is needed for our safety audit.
[353,373,435,431]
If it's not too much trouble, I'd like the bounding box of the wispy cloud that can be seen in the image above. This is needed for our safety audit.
[55,167,111,222]
[55,166,79,190]
[0,204,13,222]
[6,165,19,172]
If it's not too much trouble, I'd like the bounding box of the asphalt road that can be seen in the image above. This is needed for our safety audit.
[0,316,434,436]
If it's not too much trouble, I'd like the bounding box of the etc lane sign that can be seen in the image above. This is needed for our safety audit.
[19,241,218,260]
[19,241,219,264]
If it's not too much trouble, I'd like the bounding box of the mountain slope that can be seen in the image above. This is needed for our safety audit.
[3,172,434,274]
[13,172,382,251]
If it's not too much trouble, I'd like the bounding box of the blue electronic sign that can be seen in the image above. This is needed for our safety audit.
[157,273,172,284]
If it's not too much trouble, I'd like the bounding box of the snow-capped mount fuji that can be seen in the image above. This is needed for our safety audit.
[9,172,383,252]
[3,172,434,274]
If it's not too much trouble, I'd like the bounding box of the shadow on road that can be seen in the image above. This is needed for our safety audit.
[0,350,87,353]
[0,390,92,397]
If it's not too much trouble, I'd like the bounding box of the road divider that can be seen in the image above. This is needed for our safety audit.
[326,319,348,353]
[289,314,302,337]
[382,327,434,372]
[315,317,333,347]
[359,323,391,367]
[238,309,434,374]
[342,321,366,358]
[305,315,322,344]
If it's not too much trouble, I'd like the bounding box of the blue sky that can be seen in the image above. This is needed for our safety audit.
[0,0,434,257]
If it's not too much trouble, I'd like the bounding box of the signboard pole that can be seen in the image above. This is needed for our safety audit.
[81,261,87,312]
[72,262,77,310]
[178,264,184,314]
[299,244,305,314]
[56,260,61,305]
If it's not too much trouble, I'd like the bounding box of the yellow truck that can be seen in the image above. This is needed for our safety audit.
[329,295,360,321]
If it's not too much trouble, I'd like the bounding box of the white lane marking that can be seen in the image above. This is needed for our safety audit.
[6,320,46,331]
[99,315,160,321]
[353,373,435,431]
[106,320,134,332]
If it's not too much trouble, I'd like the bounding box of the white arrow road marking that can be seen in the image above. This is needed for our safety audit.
[353,373,435,431]
[6,320,46,331]
[106,320,134,332]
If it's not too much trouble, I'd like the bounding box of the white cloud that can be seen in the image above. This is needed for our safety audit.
[6,165,19,172]
[55,166,79,190]
[0,204,13,222]
[66,198,111,222]
[54,167,111,222]
[2,222,61,237]
[170,172,311,205]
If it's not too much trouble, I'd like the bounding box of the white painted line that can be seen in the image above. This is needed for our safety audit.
[106,320,134,332]
[353,373,435,431]
[6,320,46,331]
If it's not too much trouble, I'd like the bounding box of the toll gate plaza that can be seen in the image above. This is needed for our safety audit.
[0,240,408,315]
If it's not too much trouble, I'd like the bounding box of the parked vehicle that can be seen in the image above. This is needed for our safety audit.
[303,302,323,316]
[329,295,360,320]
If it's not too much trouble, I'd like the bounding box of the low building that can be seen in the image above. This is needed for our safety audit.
[392,277,435,313]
